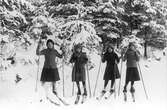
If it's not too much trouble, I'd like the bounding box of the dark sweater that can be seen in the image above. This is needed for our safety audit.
[101,51,120,80]
[123,49,140,68]
[102,51,120,64]
[36,48,63,69]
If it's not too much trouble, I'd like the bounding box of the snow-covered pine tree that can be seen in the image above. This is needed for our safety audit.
[119,0,167,58]
[0,0,36,70]
[86,0,127,47]
[134,0,167,58]
[28,0,102,69]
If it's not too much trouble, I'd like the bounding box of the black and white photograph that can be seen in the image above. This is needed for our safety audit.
[0,0,167,110]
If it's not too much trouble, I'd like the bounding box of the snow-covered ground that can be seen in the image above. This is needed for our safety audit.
[0,51,167,110]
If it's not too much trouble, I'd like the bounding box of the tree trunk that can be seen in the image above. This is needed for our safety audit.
[144,41,148,58]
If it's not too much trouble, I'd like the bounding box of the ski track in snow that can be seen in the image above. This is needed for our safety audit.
[0,54,167,110]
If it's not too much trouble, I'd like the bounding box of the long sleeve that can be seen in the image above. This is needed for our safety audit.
[135,51,140,61]
[70,53,76,63]
[115,53,120,63]
[36,44,46,55]
[54,50,63,58]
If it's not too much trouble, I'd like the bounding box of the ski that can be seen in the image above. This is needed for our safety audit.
[46,97,60,106]
[56,95,69,106]
[74,95,81,104]
[123,92,127,102]
[53,91,69,106]
[81,95,87,104]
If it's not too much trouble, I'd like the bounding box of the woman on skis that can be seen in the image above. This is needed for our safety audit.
[101,44,120,96]
[36,39,65,98]
[122,42,140,95]
[70,44,88,104]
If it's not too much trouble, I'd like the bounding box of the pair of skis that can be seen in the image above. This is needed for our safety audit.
[74,95,87,104]
[96,90,115,101]
[96,90,135,102]
[123,91,135,102]
[46,93,69,106]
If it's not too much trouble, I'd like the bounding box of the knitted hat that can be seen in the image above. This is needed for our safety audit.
[46,39,54,46]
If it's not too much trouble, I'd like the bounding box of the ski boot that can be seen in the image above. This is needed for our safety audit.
[110,89,115,94]
[81,89,87,104]
[105,89,115,99]
[96,90,106,100]
[75,91,81,104]
[53,90,57,95]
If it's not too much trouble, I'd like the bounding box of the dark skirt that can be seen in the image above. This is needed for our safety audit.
[103,65,113,80]
[72,66,86,82]
[40,68,60,82]
[103,64,120,81]
[125,67,140,82]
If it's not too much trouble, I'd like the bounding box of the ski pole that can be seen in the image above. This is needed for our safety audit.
[35,38,42,92]
[114,70,117,99]
[93,60,102,97]
[62,59,65,97]
[118,59,123,96]
[62,39,66,97]
[118,47,128,96]
[86,64,92,98]
[72,82,75,96]
[72,63,75,96]
[137,62,149,100]
[35,56,40,92]
[114,61,119,99]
